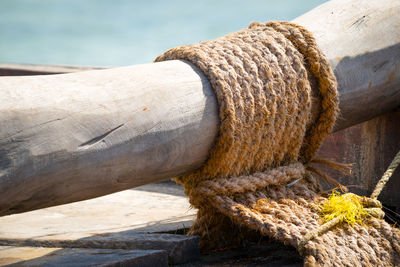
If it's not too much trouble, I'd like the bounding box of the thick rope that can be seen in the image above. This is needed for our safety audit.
[155,21,400,266]
[249,22,339,164]
[299,148,400,252]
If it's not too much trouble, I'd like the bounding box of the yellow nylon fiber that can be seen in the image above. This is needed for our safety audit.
[319,191,369,225]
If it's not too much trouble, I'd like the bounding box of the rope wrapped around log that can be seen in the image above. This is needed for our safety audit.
[155,21,400,266]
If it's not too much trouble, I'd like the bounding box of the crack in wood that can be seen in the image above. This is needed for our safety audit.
[78,124,124,150]
[349,14,370,30]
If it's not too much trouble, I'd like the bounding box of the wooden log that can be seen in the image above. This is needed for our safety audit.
[0,63,107,76]
[0,0,399,216]
[293,0,400,130]
[0,62,219,215]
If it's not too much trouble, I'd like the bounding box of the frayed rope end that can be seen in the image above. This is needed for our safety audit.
[319,190,369,226]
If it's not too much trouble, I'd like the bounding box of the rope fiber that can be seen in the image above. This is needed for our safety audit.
[155,21,400,267]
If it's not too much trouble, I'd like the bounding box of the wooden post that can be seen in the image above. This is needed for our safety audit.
[0,0,399,216]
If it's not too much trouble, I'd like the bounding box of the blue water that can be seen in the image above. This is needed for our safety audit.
[0,0,327,66]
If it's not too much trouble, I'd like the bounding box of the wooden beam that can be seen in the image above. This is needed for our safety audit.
[0,62,219,215]
[0,0,399,216]
[0,63,106,76]
[293,0,400,130]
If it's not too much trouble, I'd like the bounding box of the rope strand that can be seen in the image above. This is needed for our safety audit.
[371,149,400,200]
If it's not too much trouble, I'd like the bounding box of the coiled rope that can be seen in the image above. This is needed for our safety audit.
[155,21,400,266]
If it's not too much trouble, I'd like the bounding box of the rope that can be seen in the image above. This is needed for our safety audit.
[371,149,400,199]
[155,21,400,266]
[299,148,400,253]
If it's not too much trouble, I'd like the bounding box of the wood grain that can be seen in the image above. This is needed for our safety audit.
[0,61,219,215]
[0,0,399,215]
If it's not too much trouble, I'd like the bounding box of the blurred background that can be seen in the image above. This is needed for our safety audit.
[0,0,327,67]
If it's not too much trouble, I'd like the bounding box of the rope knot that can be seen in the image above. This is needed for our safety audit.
[298,190,385,255]
[319,190,383,226]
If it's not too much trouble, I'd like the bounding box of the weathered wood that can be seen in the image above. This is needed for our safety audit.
[0,184,195,238]
[0,184,199,264]
[0,63,106,76]
[0,246,168,267]
[293,0,400,130]
[317,108,400,212]
[0,0,399,216]
[0,61,219,215]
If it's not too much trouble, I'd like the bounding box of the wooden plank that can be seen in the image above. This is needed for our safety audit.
[0,186,194,236]
[0,184,199,264]
[0,0,399,216]
[0,234,199,265]
[0,246,167,267]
